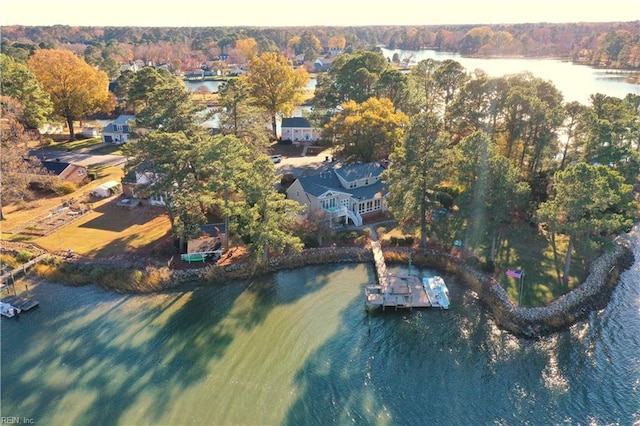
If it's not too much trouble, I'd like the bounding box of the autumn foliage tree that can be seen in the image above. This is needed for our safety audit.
[234,37,259,62]
[244,52,309,140]
[323,97,408,162]
[27,49,113,140]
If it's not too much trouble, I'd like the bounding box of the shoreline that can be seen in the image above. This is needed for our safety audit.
[9,228,636,338]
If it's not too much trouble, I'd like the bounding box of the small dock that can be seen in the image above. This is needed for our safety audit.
[1,295,39,312]
[1,253,49,286]
[365,240,434,310]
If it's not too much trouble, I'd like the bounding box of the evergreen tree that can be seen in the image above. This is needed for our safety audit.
[383,112,450,248]
[536,163,636,285]
[0,54,53,129]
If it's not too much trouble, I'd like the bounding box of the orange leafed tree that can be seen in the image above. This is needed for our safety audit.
[327,36,346,50]
[28,49,114,140]
[245,52,309,140]
[235,38,259,61]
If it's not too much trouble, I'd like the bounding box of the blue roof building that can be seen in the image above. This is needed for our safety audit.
[286,162,388,227]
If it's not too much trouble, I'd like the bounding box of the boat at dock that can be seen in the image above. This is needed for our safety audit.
[1,301,21,318]
[365,239,451,311]
[422,276,450,309]
[1,295,39,312]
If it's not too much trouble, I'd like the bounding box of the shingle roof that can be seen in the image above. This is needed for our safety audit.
[334,162,385,182]
[103,115,135,133]
[282,117,311,128]
[114,115,136,125]
[296,169,346,197]
[41,160,70,175]
[295,162,386,199]
[199,223,227,236]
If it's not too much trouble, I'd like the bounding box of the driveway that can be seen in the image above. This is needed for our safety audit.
[31,149,127,167]
[273,145,335,178]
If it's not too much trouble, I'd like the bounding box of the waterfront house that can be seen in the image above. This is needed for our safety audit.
[102,115,135,144]
[286,162,387,227]
[280,117,322,144]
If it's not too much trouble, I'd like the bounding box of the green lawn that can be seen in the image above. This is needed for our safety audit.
[90,144,124,155]
[46,137,103,152]
[381,222,597,307]
[492,226,587,307]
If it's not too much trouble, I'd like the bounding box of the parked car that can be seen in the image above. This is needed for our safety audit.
[269,155,283,164]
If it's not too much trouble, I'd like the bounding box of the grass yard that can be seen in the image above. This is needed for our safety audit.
[1,165,173,260]
[34,204,171,258]
[3,161,172,261]
[493,226,587,307]
[45,137,104,152]
[379,222,594,307]
[89,144,124,155]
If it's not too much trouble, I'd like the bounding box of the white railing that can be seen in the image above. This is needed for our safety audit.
[322,205,363,226]
[346,209,363,226]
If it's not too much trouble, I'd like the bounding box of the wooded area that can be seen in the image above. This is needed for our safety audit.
[2,21,639,81]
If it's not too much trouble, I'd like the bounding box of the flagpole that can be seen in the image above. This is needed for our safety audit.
[518,269,525,305]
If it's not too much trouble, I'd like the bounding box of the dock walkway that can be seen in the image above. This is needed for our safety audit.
[366,240,433,310]
[1,253,49,288]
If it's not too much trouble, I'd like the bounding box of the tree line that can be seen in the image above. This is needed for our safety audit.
[2,21,639,80]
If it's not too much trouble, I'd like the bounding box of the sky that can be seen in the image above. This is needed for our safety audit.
[1,0,638,27]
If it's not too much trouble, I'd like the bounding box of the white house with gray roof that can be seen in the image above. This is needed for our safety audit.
[286,162,387,227]
[102,115,135,144]
[280,117,321,144]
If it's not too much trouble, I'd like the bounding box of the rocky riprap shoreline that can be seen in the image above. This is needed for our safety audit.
[3,231,635,338]
[168,237,635,338]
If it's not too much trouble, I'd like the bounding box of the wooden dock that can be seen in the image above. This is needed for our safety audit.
[1,295,39,311]
[1,253,49,286]
[365,241,434,310]
[1,253,46,313]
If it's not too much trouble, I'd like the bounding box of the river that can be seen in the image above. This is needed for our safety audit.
[2,225,639,424]
[184,50,638,106]
[381,48,639,104]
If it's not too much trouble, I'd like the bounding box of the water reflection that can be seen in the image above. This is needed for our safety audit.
[1,259,638,424]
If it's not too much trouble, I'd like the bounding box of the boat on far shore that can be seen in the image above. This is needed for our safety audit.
[1,302,21,318]
[422,276,450,309]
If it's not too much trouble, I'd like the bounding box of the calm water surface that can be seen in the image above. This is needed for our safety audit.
[381,48,639,104]
[2,233,639,426]
[184,51,638,105]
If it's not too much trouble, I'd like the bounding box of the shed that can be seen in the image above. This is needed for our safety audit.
[82,127,100,138]
[93,180,121,198]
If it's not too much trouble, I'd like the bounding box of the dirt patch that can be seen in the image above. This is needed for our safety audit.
[270,142,304,157]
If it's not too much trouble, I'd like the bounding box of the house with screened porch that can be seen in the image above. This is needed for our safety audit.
[286,162,387,227]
